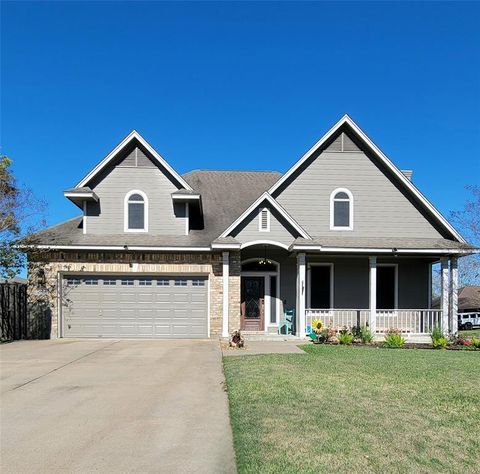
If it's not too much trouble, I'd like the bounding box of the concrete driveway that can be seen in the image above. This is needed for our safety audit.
[0,339,236,474]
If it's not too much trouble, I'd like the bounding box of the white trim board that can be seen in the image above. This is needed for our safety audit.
[76,130,193,191]
[33,245,212,251]
[290,245,473,254]
[219,192,310,239]
[268,115,466,243]
[240,240,290,250]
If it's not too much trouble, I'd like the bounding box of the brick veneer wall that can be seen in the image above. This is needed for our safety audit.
[27,250,241,339]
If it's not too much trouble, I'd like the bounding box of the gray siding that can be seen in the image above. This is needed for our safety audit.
[86,166,186,235]
[274,148,444,239]
[232,206,298,246]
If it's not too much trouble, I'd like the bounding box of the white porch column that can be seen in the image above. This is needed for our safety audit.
[440,257,450,335]
[296,253,306,337]
[369,256,377,334]
[222,251,229,338]
[449,257,458,336]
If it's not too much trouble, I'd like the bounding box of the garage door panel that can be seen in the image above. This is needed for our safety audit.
[62,275,208,338]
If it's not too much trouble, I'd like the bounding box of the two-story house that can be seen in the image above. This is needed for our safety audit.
[29,115,475,340]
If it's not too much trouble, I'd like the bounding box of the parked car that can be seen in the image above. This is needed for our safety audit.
[458,312,480,330]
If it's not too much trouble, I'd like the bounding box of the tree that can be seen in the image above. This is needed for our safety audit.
[450,185,480,286]
[0,155,46,279]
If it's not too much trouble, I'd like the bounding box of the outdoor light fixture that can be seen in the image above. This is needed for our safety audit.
[259,245,272,265]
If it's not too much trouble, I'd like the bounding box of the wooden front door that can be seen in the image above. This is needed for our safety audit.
[241,276,265,331]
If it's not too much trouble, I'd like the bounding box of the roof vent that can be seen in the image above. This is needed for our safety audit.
[259,208,270,232]
[401,170,413,181]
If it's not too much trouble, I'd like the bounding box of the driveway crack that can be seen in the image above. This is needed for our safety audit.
[9,341,120,392]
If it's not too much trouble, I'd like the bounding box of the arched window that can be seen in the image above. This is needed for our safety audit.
[330,188,353,230]
[124,190,148,232]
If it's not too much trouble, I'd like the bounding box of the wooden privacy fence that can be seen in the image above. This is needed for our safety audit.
[1,283,28,341]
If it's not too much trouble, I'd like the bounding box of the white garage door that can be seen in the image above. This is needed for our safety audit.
[61,275,208,338]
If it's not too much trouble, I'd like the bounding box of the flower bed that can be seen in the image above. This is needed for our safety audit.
[308,321,480,351]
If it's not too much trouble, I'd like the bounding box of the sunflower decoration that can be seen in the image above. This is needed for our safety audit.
[311,319,324,334]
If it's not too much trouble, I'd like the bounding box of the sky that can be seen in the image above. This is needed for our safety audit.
[2,1,480,231]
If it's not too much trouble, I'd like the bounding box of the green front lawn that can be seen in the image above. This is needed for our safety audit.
[459,328,480,338]
[224,345,479,473]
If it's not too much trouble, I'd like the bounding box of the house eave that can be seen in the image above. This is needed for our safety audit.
[290,244,476,255]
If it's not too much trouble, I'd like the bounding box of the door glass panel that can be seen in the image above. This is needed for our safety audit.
[242,277,264,319]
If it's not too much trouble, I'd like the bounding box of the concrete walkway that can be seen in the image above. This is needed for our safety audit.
[1,339,236,474]
[222,340,306,357]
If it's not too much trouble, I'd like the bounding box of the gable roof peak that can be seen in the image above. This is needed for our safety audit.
[219,192,311,239]
[268,115,466,243]
[75,130,193,191]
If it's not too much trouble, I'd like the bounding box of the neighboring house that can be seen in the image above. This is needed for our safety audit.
[28,115,476,340]
[0,277,28,284]
[433,286,480,313]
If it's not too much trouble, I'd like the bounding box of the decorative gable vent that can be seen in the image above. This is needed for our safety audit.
[259,208,270,232]
[326,132,361,152]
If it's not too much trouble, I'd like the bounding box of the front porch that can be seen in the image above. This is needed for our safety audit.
[220,244,459,340]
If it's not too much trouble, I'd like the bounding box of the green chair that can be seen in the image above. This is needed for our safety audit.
[278,309,295,335]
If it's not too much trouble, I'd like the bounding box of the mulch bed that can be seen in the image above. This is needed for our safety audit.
[310,341,479,351]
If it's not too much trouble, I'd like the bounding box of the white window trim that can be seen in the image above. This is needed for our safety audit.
[258,208,271,232]
[307,263,334,309]
[330,188,354,231]
[124,189,149,232]
[377,263,399,310]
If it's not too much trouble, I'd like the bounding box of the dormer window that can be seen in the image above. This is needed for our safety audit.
[259,208,270,232]
[125,190,148,232]
[330,188,353,230]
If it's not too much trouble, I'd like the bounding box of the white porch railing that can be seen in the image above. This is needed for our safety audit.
[305,309,370,333]
[305,309,443,335]
[376,309,443,335]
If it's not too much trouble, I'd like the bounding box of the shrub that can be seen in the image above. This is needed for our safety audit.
[318,325,337,343]
[431,326,448,349]
[359,325,374,344]
[431,325,443,341]
[472,337,480,349]
[432,337,448,349]
[338,331,354,345]
[383,329,406,348]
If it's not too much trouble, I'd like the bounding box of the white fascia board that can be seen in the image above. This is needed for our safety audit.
[219,192,311,239]
[268,114,466,243]
[31,245,211,251]
[291,245,475,254]
[63,192,98,202]
[171,194,201,200]
[211,243,242,250]
[64,192,98,200]
[76,130,193,191]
